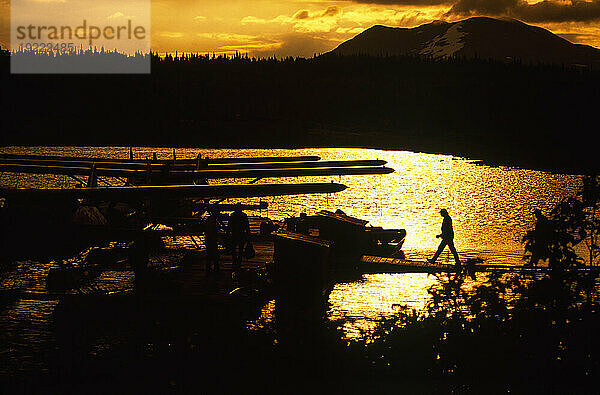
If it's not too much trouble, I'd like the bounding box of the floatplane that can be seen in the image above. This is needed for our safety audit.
[0,151,394,263]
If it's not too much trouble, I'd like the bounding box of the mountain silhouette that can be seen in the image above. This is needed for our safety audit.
[330,17,600,66]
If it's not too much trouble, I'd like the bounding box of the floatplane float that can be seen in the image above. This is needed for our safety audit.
[0,152,392,185]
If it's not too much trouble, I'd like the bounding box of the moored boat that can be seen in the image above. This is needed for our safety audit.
[284,209,407,265]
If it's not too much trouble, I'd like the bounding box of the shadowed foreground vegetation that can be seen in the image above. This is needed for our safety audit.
[349,176,600,391]
[3,178,600,393]
[6,265,598,393]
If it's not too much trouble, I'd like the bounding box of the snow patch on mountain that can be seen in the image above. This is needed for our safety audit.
[419,23,466,59]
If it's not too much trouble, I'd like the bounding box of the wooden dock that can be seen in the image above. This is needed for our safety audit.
[170,223,600,301]
[173,217,275,299]
[360,255,600,274]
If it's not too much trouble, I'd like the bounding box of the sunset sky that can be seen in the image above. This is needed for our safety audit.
[2,0,600,57]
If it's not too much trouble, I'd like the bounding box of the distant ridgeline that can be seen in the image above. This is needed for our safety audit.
[330,17,600,67]
[1,47,599,172]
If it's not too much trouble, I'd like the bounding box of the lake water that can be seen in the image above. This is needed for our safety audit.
[0,146,583,375]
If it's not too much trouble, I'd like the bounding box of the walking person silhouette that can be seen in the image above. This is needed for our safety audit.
[428,209,461,267]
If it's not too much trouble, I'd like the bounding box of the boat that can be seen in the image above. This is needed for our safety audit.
[284,209,407,264]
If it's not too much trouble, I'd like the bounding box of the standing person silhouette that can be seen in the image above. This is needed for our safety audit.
[229,203,250,271]
[205,209,223,273]
[526,209,552,267]
[428,209,461,266]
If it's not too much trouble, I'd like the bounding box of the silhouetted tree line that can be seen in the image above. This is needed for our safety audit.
[1,50,599,171]
[10,47,150,73]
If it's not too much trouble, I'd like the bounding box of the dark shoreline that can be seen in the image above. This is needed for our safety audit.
[0,127,591,176]
[2,54,598,176]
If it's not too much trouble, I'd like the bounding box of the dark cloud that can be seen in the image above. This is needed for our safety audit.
[448,0,600,23]
[322,6,341,17]
[352,0,453,5]
[352,0,600,22]
[449,0,519,15]
[516,0,600,23]
[294,10,310,20]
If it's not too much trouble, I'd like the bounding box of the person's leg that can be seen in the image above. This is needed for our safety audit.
[213,251,220,271]
[529,250,539,266]
[210,242,219,271]
[447,239,461,266]
[526,244,541,266]
[206,253,213,272]
[430,240,447,263]
[233,240,243,269]
[206,246,215,272]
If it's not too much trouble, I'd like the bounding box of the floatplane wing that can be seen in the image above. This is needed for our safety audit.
[0,182,347,201]
[0,162,393,179]
[0,153,321,165]
[0,158,386,171]
[193,201,268,211]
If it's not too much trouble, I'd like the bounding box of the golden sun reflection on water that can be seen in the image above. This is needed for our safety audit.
[0,146,581,265]
[327,273,438,339]
[328,272,494,340]
[207,147,580,265]
[0,146,584,340]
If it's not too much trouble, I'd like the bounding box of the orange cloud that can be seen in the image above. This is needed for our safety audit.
[5,0,596,56]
